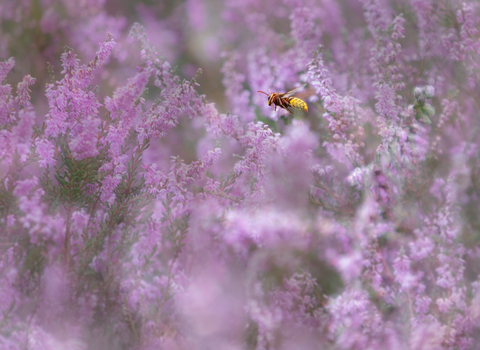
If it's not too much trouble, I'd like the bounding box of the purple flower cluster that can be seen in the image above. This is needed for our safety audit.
[1,0,480,349]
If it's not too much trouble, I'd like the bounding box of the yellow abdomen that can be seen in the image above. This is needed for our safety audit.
[289,97,308,112]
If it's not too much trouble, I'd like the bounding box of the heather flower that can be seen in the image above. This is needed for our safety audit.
[347,166,369,186]
[0,57,15,82]
[289,5,321,65]
[307,51,365,166]
[393,253,420,291]
[268,271,323,338]
[15,74,35,108]
[233,121,279,178]
[222,51,256,122]
[327,287,385,349]
[424,85,435,99]
[224,205,309,254]
[0,57,15,124]
[375,81,398,119]
[263,121,318,209]
[44,37,115,142]
[0,107,36,165]
[68,115,101,159]
[13,176,39,197]
[99,159,126,204]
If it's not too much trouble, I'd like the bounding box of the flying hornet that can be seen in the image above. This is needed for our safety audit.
[257,85,308,113]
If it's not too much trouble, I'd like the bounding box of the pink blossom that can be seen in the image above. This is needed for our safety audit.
[15,74,35,108]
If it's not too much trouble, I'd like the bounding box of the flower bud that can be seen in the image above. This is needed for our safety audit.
[413,86,423,99]
[424,85,435,99]
[422,104,435,117]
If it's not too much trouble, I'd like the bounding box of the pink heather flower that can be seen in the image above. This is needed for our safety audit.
[0,57,15,125]
[0,86,15,125]
[264,122,318,208]
[10,107,36,163]
[424,85,435,98]
[45,37,115,141]
[224,206,309,253]
[270,271,322,327]
[0,130,14,165]
[413,86,424,99]
[139,62,206,140]
[0,56,15,82]
[104,70,149,157]
[436,250,465,289]
[36,138,56,168]
[436,297,454,313]
[311,164,333,177]
[142,163,167,195]
[104,125,126,157]
[13,176,39,197]
[391,15,406,40]
[5,214,15,227]
[60,48,80,76]
[393,253,419,291]
[99,153,127,204]
[415,295,432,315]
[204,177,220,192]
[327,287,384,349]
[409,236,435,261]
[289,5,319,55]
[0,250,18,333]
[409,321,445,350]
[202,102,241,137]
[246,281,284,348]
[104,71,149,121]
[100,174,122,204]
[409,123,430,161]
[92,32,117,67]
[68,116,101,159]
[307,51,342,114]
[15,74,36,108]
[359,0,389,38]
[165,147,222,205]
[44,84,69,137]
[440,2,478,62]
[11,108,35,142]
[411,0,440,58]
[335,251,364,282]
[347,167,369,186]
[374,81,397,120]
[233,122,279,177]
[222,52,255,122]
[307,52,364,166]
[72,209,89,233]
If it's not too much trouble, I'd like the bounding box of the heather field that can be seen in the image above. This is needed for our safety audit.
[1,0,480,349]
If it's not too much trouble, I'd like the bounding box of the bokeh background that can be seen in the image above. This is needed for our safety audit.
[1,0,480,349]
